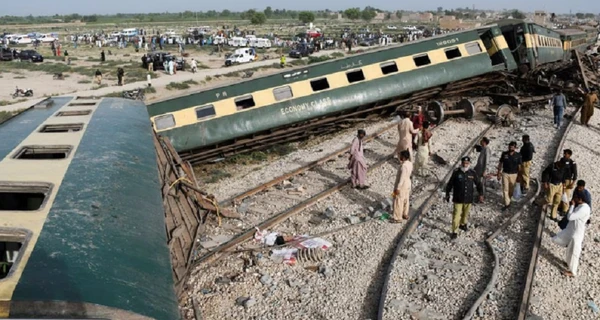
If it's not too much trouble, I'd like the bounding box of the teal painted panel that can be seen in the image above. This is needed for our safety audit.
[164,54,493,152]
[148,30,483,116]
[0,97,71,159]
[13,98,179,320]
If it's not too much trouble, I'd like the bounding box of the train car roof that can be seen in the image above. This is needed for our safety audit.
[576,25,597,31]
[555,29,587,36]
[0,97,178,319]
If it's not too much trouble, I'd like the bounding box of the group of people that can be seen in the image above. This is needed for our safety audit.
[348,106,593,277]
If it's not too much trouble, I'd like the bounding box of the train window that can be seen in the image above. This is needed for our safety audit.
[346,69,366,83]
[0,183,52,211]
[0,229,30,280]
[235,95,256,111]
[310,78,330,92]
[67,102,97,107]
[39,123,83,133]
[154,114,176,130]
[273,86,293,101]
[195,105,216,120]
[13,145,72,160]
[413,54,431,67]
[56,110,92,117]
[380,61,399,74]
[444,47,462,60]
[465,42,482,55]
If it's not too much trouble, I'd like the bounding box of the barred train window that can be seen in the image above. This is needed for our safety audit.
[380,61,398,74]
[195,105,216,120]
[155,114,175,130]
[444,47,462,60]
[465,42,482,55]
[413,54,431,67]
[273,86,293,101]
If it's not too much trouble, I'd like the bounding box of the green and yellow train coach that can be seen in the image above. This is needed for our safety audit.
[148,24,517,157]
[556,29,589,57]
[495,19,564,72]
[0,98,179,319]
[574,25,599,46]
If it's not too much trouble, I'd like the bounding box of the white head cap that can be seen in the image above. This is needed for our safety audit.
[417,106,422,112]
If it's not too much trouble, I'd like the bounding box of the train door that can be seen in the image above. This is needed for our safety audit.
[501,24,530,72]
[479,29,506,67]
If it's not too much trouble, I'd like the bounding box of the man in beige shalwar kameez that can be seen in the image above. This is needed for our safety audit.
[397,113,420,162]
[392,150,413,223]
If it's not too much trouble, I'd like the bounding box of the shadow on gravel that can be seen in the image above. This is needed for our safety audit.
[374,136,397,150]
[567,139,600,158]
[539,244,567,272]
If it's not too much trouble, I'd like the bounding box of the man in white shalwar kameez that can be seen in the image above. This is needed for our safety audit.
[552,194,591,277]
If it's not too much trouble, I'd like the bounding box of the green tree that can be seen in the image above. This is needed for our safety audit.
[298,11,315,23]
[437,7,443,13]
[575,13,585,19]
[385,12,391,20]
[344,8,361,20]
[264,6,273,18]
[511,10,526,19]
[250,12,267,25]
[584,13,595,18]
[220,9,231,17]
[361,7,377,21]
[396,10,403,19]
[480,11,487,18]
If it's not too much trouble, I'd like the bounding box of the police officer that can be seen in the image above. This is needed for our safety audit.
[541,160,566,221]
[497,141,522,211]
[560,149,577,213]
[446,156,483,239]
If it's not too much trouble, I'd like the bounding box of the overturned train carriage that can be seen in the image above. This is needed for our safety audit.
[148,24,518,163]
[0,98,180,319]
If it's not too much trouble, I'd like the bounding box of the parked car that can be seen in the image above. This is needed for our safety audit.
[0,48,14,61]
[289,44,315,58]
[146,52,184,71]
[18,50,44,62]
[39,34,57,43]
[359,38,377,47]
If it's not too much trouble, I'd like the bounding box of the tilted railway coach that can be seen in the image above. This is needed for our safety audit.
[0,98,179,319]
[147,19,592,163]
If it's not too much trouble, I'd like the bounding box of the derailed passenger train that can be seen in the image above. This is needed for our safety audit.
[147,19,597,163]
[0,98,179,319]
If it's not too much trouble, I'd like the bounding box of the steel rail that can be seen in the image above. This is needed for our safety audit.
[376,123,494,320]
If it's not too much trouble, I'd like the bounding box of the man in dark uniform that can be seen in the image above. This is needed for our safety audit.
[446,156,483,239]
[560,149,577,213]
[497,141,522,211]
[541,160,566,221]
[518,135,535,193]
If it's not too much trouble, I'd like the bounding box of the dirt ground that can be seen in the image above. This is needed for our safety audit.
[0,42,307,106]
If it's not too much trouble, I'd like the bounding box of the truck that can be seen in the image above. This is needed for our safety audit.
[225,48,256,66]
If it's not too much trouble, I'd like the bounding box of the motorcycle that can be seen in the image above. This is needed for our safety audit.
[122,88,145,101]
[12,87,33,98]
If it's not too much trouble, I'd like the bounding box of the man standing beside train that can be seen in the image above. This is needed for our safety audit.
[497,141,522,211]
[518,135,535,194]
[551,89,568,129]
[445,156,483,239]
[560,149,578,214]
[397,112,420,162]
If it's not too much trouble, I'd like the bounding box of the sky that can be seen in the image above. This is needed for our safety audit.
[3,0,599,17]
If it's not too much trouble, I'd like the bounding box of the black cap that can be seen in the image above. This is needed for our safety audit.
[461,156,471,162]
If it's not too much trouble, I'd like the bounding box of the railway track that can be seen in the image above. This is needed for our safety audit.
[377,106,581,320]
[185,118,493,319]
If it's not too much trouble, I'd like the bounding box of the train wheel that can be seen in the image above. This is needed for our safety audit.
[457,99,476,120]
[496,104,515,126]
[426,101,444,125]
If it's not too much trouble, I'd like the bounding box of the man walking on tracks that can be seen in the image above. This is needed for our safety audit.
[473,137,491,202]
[581,88,598,126]
[542,160,566,221]
[551,89,567,129]
[497,141,522,211]
[560,149,578,213]
[518,135,535,193]
[397,112,420,162]
[348,129,368,189]
[446,156,483,239]
[552,193,590,277]
[392,150,413,223]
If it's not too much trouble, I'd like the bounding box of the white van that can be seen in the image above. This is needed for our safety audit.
[248,38,271,48]
[39,34,57,43]
[14,36,32,44]
[228,37,248,47]
[122,28,138,37]
[225,48,256,66]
